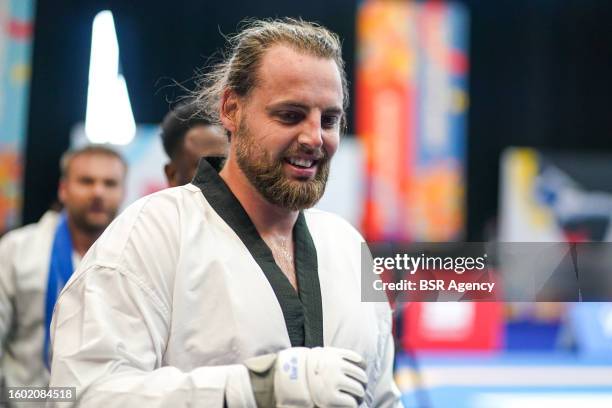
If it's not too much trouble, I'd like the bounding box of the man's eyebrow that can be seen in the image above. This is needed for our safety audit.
[322,107,344,116]
[266,102,343,114]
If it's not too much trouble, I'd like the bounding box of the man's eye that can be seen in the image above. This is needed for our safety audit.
[322,115,340,129]
[278,111,303,124]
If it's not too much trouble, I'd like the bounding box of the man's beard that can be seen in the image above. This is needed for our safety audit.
[67,203,116,235]
[234,121,331,211]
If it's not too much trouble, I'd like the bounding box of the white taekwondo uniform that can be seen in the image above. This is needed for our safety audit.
[0,211,81,404]
[49,160,402,407]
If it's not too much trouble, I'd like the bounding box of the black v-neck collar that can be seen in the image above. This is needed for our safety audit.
[191,158,324,347]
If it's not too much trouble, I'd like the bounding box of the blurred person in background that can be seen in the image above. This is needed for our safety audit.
[49,18,401,407]
[0,146,126,400]
[160,101,228,186]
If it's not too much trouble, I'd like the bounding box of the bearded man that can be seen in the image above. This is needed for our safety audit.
[48,18,402,408]
[0,146,126,403]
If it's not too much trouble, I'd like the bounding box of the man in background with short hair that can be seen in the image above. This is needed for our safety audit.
[160,101,228,186]
[0,146,126,399]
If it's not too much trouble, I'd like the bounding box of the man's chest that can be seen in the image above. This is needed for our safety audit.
[163,242,380,369]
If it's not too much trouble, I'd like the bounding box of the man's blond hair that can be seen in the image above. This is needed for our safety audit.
[195,18,348,132]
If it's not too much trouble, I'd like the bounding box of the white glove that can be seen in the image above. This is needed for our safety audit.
[274,347,367,408]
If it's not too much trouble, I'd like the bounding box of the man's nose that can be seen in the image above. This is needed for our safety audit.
[92,182,105,197]
[297,118,324,150]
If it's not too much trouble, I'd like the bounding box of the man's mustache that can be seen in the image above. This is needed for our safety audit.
[87,199,106,212]
[283,145,327,161]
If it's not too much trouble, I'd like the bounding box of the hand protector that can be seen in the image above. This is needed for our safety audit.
[274,347,367,408]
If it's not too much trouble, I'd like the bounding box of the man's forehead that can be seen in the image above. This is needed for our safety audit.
[253,44,343,109]
[68,154,124,177]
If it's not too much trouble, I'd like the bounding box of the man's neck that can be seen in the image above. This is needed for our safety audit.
[67,218,102,257]
[219,157,298,238]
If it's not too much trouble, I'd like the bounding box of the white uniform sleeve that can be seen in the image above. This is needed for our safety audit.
[371,304,404,408]
[48,263,255,408]
[48,193,256,407]
[333,216,403,408]
[0,232,17,365]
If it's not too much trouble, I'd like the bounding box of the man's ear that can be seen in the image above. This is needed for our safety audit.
[164,162,177,187]
[220,89,240,135]
[58,179,67,205]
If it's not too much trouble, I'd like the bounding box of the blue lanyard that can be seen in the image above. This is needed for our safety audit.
[43,212,74,368]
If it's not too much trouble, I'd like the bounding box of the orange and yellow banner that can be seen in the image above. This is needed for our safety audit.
[357,0,469,242]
